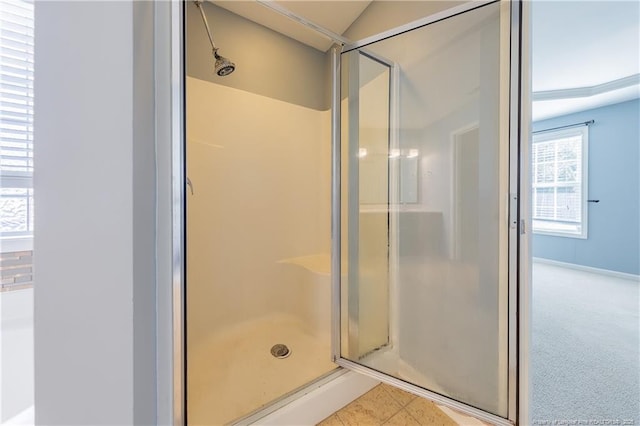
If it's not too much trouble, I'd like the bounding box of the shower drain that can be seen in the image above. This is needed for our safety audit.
[270,343,291,359]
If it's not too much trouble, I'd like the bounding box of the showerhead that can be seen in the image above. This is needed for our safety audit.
[214,50,235,77]
[194,0,236,77]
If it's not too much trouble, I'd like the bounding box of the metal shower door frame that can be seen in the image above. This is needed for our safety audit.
[329,1,524,425]
[163,0,529,425]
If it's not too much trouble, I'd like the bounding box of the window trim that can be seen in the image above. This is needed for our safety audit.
[1,0,35,252]
[531,124,589,239]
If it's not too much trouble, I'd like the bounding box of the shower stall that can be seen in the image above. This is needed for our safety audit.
[185,3,337,424]
[183,1,523,424]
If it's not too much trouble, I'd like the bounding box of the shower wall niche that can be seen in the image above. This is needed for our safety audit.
[185,3,335,424]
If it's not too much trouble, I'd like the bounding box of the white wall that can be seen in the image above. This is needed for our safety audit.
[0,289,33,423]
[186,77,331,346]
[34,2,158,424]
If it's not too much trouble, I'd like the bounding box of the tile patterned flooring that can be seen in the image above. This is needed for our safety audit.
[316,383,458,426]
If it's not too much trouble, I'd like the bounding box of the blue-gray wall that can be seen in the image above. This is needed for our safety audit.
[532,99,640,275]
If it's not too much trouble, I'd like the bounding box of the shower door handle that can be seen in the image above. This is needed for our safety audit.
[186,177,194,195]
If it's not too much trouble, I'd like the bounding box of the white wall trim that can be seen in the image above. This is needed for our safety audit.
[533,257,640,281]
[250,370,379,426]
[532,73,640,101]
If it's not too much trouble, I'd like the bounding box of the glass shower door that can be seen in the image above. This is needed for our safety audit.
[336,1,517,423]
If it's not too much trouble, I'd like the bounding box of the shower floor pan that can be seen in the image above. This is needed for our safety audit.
[188,313,336,425]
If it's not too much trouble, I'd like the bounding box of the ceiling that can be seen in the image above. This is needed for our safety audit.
[210,0,640,121]
[531,0,640,120]
[211,1,371,51]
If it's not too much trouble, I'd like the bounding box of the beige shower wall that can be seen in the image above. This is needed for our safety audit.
[186,76,331,348]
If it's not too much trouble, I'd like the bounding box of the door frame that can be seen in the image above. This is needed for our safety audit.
[330,1,526,424]
[156,0,186,425]
[518,1,533,424]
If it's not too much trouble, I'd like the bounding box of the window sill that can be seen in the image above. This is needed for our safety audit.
[0,237,33,253]
[532,230,587,239]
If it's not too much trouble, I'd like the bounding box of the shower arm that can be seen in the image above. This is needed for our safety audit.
[194,0,219,57]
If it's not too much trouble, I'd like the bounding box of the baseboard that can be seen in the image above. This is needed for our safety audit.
[533,257,640,281]
[252,370,379,425]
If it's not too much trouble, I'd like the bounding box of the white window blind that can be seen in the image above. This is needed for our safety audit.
[0,0,34,243]
[532,125,588,238]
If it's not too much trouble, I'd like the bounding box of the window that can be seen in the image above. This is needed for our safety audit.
[1,0,34,253]
[532,125,589,238]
